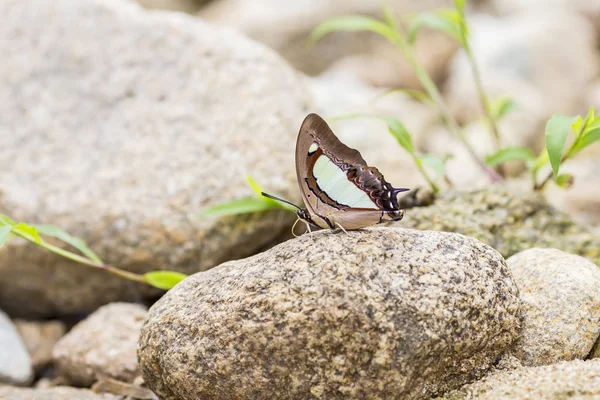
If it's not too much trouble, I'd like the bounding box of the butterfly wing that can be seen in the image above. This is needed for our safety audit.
[295,114,406,230]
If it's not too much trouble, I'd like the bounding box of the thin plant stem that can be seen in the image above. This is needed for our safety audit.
[464,48,501,149]
[413,155,440,193]
[13,231,149,285]
[389,28,503,183]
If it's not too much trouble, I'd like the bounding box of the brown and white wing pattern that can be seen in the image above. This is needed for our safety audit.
[295,114,408,230]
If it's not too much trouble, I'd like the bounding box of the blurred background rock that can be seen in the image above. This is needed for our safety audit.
[133,0,600,224]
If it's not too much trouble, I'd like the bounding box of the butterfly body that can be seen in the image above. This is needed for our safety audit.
[293,114,408,231]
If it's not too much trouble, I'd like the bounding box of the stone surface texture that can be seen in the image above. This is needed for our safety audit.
[14,320,66,373]
[438,359,600,400]
[507,249,600,366]
[53,303,147,386]
[139,228,521,400]
[0,386,121,400]
[0,0,311,318]
[397,183,600,266]
[0,310,33,386]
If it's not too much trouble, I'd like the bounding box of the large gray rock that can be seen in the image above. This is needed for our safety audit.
[438,359,600,400]
[507,249,600,366]
[0,310,33,386]
[53,303,147,386]
[138,228,521,400]
[0,0,311,318]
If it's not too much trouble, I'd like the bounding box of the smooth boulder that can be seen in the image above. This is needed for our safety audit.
[139,228,521,400]
[0,0,311,318]
[506,248,600,366]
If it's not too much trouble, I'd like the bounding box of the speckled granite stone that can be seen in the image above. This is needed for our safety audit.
[506,248,600,366]
[138,228,521,400]
[397,184,600,265]
[53,303,147,386]
[0,0,310,318]
[438,359,600,400]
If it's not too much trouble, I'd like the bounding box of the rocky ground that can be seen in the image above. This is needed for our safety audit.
[1,0,600,399]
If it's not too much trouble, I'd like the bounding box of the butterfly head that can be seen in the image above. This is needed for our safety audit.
[387,209,405,221]
[296,208,311,222]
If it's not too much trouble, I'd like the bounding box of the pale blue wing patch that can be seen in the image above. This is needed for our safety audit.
[313,155,377,209]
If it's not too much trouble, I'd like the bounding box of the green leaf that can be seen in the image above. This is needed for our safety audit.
[199,197,279,217]
[555,173,574,189]
[382,3,398,30]
[418,154,446,177]
[0,214,16,227]
[484,147,535,167]
[454,0,466,12]
[545,114,576,178]
[311,16,398,45]
[581,107,596,133]
[570,126,600,155]
[0,225,12,249]
[490,97,520,121]
[385,118,414,154]
[408,9,462,45]
[571,116,583,139]
[534,148,549,172]
[12,223,43,244]
[246,175,264,198]
[34,224,103,264]
[371,88,433,105]
[143,271,188,290]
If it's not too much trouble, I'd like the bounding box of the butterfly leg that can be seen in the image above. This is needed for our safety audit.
[305,221,314,242]
[334,222,349,235]
[291,218,302,238]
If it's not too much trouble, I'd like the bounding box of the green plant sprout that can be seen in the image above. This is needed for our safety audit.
[329,114,446,193]
[311,0,503,183]
[485,106,600,190]
[199,175,297,217]
[0,215,187,290]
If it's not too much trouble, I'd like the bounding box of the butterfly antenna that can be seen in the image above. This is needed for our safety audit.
[392,188,410,196]
[261,192,303,210]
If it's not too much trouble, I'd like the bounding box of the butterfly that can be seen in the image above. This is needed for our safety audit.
[263,113,409,233]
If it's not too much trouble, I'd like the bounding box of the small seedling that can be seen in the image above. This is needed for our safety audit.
[485,106,600,190]
[0,214,187,290]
